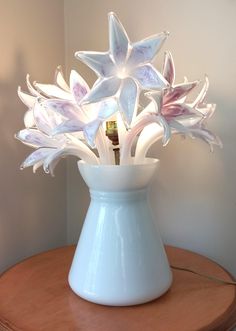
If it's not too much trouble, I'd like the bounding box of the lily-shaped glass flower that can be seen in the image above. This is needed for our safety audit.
[75,12,169,126]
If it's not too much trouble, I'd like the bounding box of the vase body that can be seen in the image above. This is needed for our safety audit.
[68,158,172,306]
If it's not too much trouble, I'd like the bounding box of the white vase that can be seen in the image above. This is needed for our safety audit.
[68,158,172,306]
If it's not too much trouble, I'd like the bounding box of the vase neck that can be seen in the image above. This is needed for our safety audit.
[90,189,148,202]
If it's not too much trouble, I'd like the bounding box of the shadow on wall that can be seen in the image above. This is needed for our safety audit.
[0,51,66,272]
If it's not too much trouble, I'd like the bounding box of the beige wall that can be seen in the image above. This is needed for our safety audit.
[64,0,236,275]
[0,0,67,273]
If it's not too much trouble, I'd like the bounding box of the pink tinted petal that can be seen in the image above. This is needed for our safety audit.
[21,147,54,169]
[16,129,59,148]
[128,32,169,68]
[164,81,199,104]
[24,110,35,128]
[108,12,129,65]
[162,52,175,85]
[70,70,90,104]
[119,78,138,124]
[18,87,36,108]
[34,82,72,100]
[132,64,167,89]
[53,119,85,135]
[43,99,82,121]
[162,103,196,118]
[97,99,118,121]
[75,51,115,77]
[83,119,102,148]
[54,66,70,91]
[82,77,120,104]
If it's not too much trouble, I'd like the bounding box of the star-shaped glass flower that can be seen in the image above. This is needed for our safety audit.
[76,12,169,126]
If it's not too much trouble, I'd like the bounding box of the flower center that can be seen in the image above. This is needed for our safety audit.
[117,68,128,79]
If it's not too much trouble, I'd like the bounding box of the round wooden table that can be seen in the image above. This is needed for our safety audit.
[0,246,236,331]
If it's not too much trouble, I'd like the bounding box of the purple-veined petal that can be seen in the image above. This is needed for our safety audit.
[70,70,90,104]
[82,77,120,104]
[42,99,83,121]
[24,110,35,128]
[54,66,70,91]
[83,119,102,148]
[34,82,72,100]
[21,147,55,169]
[52,119,85,136]
[108,12,129,65]
[75,51,115,77]
[16,129,59,148]
[162,51,175,85]
[34,99,60,135]
[189,127,222,151]
[26,75,41,97]
[132,64,167,89]
[128,32,169,68]
[18,87,36,108]
[97,98,118,121]
[119,78,138,124]
[164,80,199,105]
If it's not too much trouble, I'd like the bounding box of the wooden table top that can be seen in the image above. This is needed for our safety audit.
[0,246,236,331]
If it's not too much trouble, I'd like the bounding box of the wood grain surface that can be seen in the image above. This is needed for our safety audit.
[0,246,236,331]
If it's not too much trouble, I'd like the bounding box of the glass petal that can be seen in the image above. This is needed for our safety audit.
[128,32,169,68]
[18,87,36,108]
[119,78,138,124]
[26,75,41,97]
[192,76,209,107]
[16,129,59,148]
[33,100,59,135]
[82,77,120,104]
[97,99,118,121]
[109,12,129,65]
[70,70,90,104]
[162,51,175,85]
[164,81,199,104]
[52,119,85,135]
[83,119,101,148]
[34,83,72,100]
[24,110,36,128]
[21,147,54,169]
[54,66,70,91]
[132,64,167,89]
[75,51,115,77]
[157,115,171,146]
[43,99,83,121]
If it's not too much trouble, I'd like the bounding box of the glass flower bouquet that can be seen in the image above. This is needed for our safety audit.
[16,12,221,174]
[15,13,221,306]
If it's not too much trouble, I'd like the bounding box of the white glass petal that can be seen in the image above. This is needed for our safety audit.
[34,83,72,100]
[54,66,70,92]
[192,76,209,107]
[70,70,90,105]
[26,75,41,97]
[75,51,115,77]
[108,12,129,65]
[97,99,118,121]
[18,87,36,108]
[157,115,171,146]
[132,64,167,89]
[16,129,59,148]
[82,77,120,104]
[34,100,58,135]
[53,119,85,135]
[128,32,169,68]
[145,91,163,114]
[162,51,175,85]
[119,78,138,124]
[21,147,54,169]
[24,110,36,128]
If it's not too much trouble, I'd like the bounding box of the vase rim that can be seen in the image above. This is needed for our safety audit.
[78,157,159,169]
